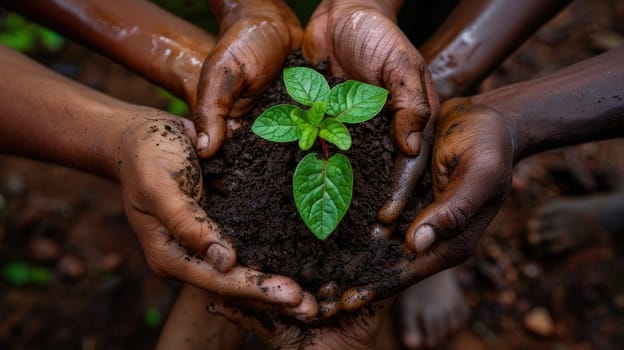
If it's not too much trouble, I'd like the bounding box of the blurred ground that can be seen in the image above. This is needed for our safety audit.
[1,0,624,349]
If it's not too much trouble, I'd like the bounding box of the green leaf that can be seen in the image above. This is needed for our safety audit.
[307,101,326,126]
[326,80,389,123]
[283,67,330,106]
[293,153,353,240]
[252,105,302,142]
[319,119,352,150]
[290,108,311,128]
[298,125,318,150]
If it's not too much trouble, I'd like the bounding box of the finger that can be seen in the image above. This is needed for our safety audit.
[158,231,307,306]
[215,290,318,322]
[302,3,332,64]
[376,117,434,225]
[318,297,341,319]
[318,281,340,298]
[405,150,508,253]
[192,53,245,158]
[391,64,438,156]
[229,97,256,118]
[400,205,501,285]
[341,286,376,312]
[150,180,237,272]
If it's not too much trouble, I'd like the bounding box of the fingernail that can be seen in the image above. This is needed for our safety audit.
[206,243,231,272]
[405,132,420,155]
[197,132,209,151]
[412,225,435,252]
[295,312,312,322]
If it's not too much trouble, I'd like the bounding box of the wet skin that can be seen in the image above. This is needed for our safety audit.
[303,0,439,157]
[3,0,316,317]
[317,0,574,318]
[334,47,624,313]
[0,45,317,318]
[4,0,302,159]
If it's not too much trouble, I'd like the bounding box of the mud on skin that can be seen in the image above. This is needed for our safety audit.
[200,54,434,300]
[119,114,227,258]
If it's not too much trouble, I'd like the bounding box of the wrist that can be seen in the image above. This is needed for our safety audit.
[472,48,624,163]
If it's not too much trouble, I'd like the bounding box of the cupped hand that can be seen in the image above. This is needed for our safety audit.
[116,110,316,319]
[192,0,302,158]
[209,295,391,350]
[303,0,438,156]
[318,97,516,315]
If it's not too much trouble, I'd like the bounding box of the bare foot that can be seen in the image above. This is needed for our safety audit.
[527,191,624,255]
[394,269,469,348]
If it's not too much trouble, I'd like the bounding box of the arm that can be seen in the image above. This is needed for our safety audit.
[377,0,572,225]
[478,47,624,161]
[0,45,318,318]
[335,47,624,313]
[404,47,624,286]
[422,0,571,100]
[3,0,216,106]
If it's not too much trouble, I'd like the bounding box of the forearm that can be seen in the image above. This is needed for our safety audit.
[3,0,216,105]
[421,0,571,100]
[472,47,624,162]
[0,45,136,180]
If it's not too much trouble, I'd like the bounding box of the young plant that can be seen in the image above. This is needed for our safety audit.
[252,67,388,240]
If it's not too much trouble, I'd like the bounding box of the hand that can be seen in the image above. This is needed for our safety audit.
[117,111,316,319]
[209,296,391,350]
[303,0,439,156]
[192,0,303,158]
[319,97,515,314]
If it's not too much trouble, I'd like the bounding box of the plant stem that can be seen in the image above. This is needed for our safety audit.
[319,138,329,160]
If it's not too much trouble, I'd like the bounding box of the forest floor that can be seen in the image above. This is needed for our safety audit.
[1,0,624,349]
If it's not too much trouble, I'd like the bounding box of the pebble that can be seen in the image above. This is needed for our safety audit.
[57,255,86,279]
[522,263,542,279]
[28,236,62,262]
[100,253,123,272]
[524,307,555,336]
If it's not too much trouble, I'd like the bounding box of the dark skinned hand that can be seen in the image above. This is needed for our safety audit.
[209,294,392,350]
[192,0,302,158]
[118,111,317,320]
[318,97,514,314]
[303,0,439,157]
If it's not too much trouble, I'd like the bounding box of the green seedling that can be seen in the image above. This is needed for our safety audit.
[252,67,388,240]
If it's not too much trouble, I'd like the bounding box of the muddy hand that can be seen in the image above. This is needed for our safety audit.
[303,0,438,156]
[192,0,302,158]
[210,295,391,350]
[321,98,515,313]
[118,113,315,317]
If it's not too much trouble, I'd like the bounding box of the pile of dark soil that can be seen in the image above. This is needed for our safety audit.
[201,55,412,295]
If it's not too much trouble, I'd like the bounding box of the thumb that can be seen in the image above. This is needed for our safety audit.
[405,161,499,253]
[153,187,237,272]
[192,57,244,158]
